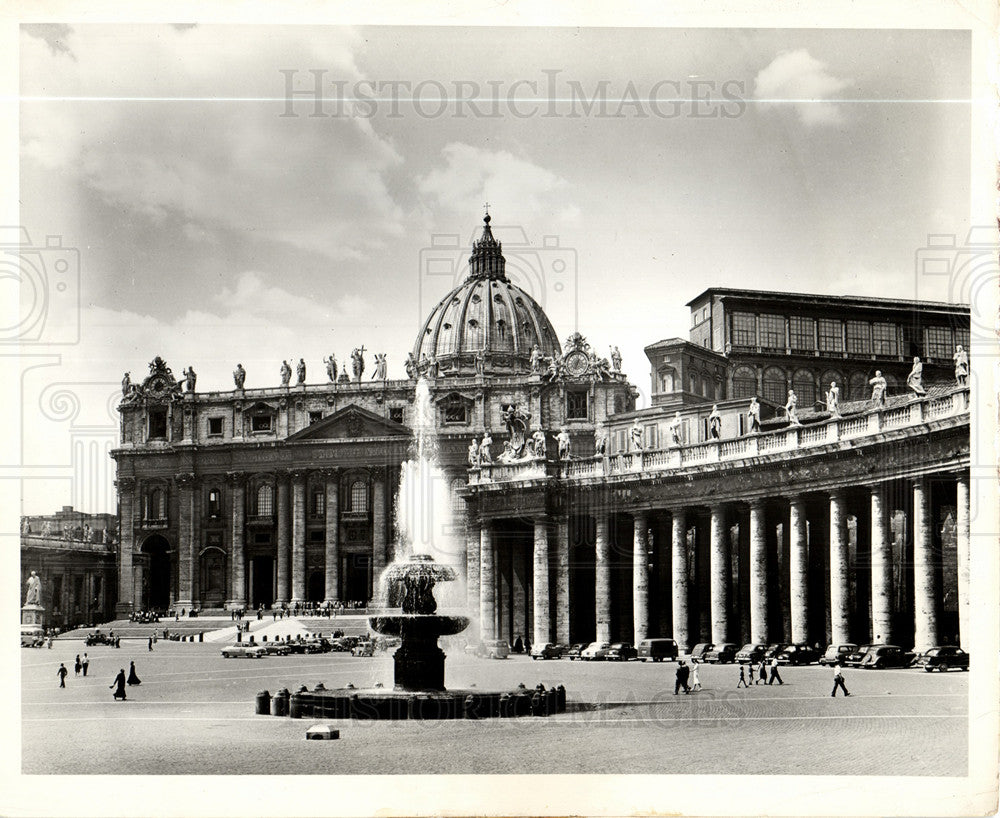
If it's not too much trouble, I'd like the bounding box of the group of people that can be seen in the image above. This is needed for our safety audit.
[673,657,854,697]
[736,658,784,687]
[57,657,143,700]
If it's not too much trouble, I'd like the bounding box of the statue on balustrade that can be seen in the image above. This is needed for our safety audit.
[467,437,480,467]
[530,430,547,459]
[784,390,800,424]
[324,354,337,382]
[372,353,388,380]
[122,372,132,396]
[182,366,197,393]
[630,419,644,452]
[296,358,307,385]
[746,396,761,434]
[474,349,486,375]
[610,346,622,372]
[826,382,840,415]
[594,430,607,456]
[869,371,887,407]
[669,412,683,446]
[233,363,246,389]
[280,360,292,386]
[906,357,926,396]
[351,347,366,381]
[708,405,721,439]
[479,431,493,464]
[557,428,571,460]
[41,521,52,536]
[21,518,30,535]
[529,344,544,374]
[953,345,968,386]
[404,352,417,379]
[25,571,41,606]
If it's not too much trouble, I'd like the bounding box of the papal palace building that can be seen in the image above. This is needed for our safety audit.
[112,215,972,654]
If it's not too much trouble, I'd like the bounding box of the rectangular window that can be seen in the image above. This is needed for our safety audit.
[253,532,271,545]
[308,529,325,544]
[389,407,404,424]
[615,430,627,453]
[309,411,323,425]
[871,322,899,356]
[148,409,167,439]
[311,489,325,516]
[566,391,588,420]
[818,318,844,353]
[955,328,970,351]
[731,312,756,347]
[758,313,785,350]
[644,425,658,449]
[846,321,871,355]
[207,417,223,436]
[251,414,272,433]
[443,397,469,424]
[788,316,816,353]
[923,326,952,359]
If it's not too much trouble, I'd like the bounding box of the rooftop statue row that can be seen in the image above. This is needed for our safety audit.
[21,519,115,543]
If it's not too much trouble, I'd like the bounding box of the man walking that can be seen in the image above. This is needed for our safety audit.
[148,635,154,651]
[767,657,783,685]
[57,663,68,688]
[831,663,850,697]
[82,653,90,677]
[674,660,691,694]
[737,665,749,688]
[690,662,702,692]
[110,668,128,700]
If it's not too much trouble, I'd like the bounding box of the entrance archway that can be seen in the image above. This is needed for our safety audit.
[250,557,274,608]
[307,571,324,604]
[199,548,226,608]
[141,535,172,610]
[340,554,372,604]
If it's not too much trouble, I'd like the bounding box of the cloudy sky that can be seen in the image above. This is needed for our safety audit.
[16,24,973,513]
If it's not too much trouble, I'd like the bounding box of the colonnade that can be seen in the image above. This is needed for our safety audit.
[470,471,970,653]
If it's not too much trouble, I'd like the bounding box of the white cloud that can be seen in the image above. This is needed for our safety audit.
[754,49,851,126]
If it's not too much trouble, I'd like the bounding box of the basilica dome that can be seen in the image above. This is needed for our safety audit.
[412,214,562,377]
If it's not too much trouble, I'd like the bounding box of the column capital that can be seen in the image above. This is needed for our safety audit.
[175,472,198,488]
[289,469,309,484]
[367,465,388,481]
[318,467,341,481]
[115,476,136,494]
[225,471,248,486]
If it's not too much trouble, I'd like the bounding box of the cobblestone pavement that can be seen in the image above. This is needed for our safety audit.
[22,639,967,776]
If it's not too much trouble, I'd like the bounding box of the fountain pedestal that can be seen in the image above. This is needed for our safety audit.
[393,636,446,691]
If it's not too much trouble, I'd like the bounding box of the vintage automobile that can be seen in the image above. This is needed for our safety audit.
[859,645,915,669]
[330,636,360,652]
[636,638,679,662]
[688,643,714,663]
[604,642,638,662]
[735,643,768,665]
[581,641,613,661]
[912,646,969,672]
[530,642,565,660]
[351,641,375,657]
[220,643,265,659]
[478,639,510,660]
[818,643,858,666]
[703,643,738,664]
[261,642,290,656]
[565,643,587,661]
[842,644,876,667]
[776,644,821,665]
[85,631,114,647]
[763,643,789,661]
[21,627,45,648]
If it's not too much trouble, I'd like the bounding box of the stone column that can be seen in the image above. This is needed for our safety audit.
[870,485,892,643]
[829,490,850,644]
[656,515,672,637]
[275,475,290,606]
[956,472,970,651]
[912,477,938,651]
[709,504,730,644]
[227,473,247,609]
[323,469,340,603]
[290,471,307,604]
[555,518,570,644]
[671,509,689,650]
[748,500,768,644]
[513,545,527,640]
[371,468,387,598]
[479,523,496,641]
[175,473,196,608]
[114,477,136,616]
[595,515,611,642]
[466,515,481,617]
[788,497,808,644]
[632,511,650,646]
[533,517,551,647]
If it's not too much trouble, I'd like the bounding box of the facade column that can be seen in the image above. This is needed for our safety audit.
[595,515,611,642]
[912,477,938,651]
[748,500,768,644]
[829,489,850,644]
[788,497,808,644]
[709,504,730,644]
[555,518,570,645]
[115,477,136,616]
[479,523,496,641]
[632,511,650,646]
[290,471,307,604]
[371,468,387,598]
[671,509,689,650]
[227,473,247,609]
[869,484,892,643]
[656,514,672,637]
[956,472,970,651]
[533,517,551,648]
[466,515,481,618]
[323,469,340,603]
[275,474,290,606]
[175,473,196,608]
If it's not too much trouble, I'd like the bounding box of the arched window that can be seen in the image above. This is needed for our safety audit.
[256,484,274,516]
[792,370,817,407]
[848,372,868,401]
[147,488,166,520]
[657,368,674,393]
[732,366,756,400]
[762,367,786,405]
[350,481,369,513]
[450,478,465,513]
[821,370,843,398]
[207,488,221,518]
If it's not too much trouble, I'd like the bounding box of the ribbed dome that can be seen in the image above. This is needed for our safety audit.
[413,215,562,377]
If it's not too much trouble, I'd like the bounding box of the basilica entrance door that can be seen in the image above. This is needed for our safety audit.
[141,535,172,611]
[340,554,372,604]
[251,557,274,608]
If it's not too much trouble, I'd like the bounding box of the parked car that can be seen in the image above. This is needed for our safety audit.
[605,642,638,661]
[221,643,265,659]
[688,643,714,663]
[262,642,290,656]
[565,643,587,661]
[818,643,858,666]
[637,638,679,662]
[704,643,738,664]
[735,643,768,665]
[581,641,612,661]
[763,643,789,661]
[479,639,510,659]
[842,644,876,667]
[776,644,820,665]
[85,631,114,646]
[21,628,45,648]
[913,646,969,672]
[530,643,565,660]
[859,645,914,669]
[351,641,375,657]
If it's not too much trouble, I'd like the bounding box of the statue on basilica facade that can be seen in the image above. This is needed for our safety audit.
[594,430,607,456]
[869,371,887,406]
[708,405,721,439]
[280,360,292,386]
[233,363,246,389]
[296,358,307,385]
[953,345,969,386]
[557,428,572,460]
[351,347,366,381]
[474,349,486,376]
[907,357,926,396]
[630,419,644,452]
[183,366,197,393]
[372,353,388,380]
[746,397,761,434]
[826,382,841,415]
[529,344,544,374]
[324,354,337,382]
[479,431,493,464]
[669,412,683,446]
[784,390,800,424]
[21,517,30,535]
[467,437,480,467]
[610,346,622,372]
[404,352,418,379]
[25,571,41,606]
[530,430,547,459]
[122,372,132,396]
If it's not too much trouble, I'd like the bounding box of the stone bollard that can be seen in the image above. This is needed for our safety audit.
[555,685,566,712]
[530,692,543,716]
[545,687,556,716]
[499,693,514,718]
[255,690,271,715]
[271,688,290,717]
[199,632,204,642]
[463,694,478,720]
[288,692,304,719]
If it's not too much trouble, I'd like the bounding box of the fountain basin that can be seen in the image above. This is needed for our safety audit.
[369,614,470,638]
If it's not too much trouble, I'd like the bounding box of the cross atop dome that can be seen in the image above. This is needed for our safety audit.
[468,209,506,281]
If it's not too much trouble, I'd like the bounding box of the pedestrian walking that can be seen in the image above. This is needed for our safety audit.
[47,635,53,649]
[767,657,783,685]
[110,668,127,700]
[127,661,142,686]
[74,654,82,676]
[747,662,755,684]
[674,660,691,694]
[755,658,767,685]
[831,663,850,697]
[57,663,68,688]
[690,663,702,691]
[737,665,749,688]
[82,653,90,676]
[148,635,154,651]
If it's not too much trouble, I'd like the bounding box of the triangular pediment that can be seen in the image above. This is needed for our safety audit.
[286,404,411,442]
